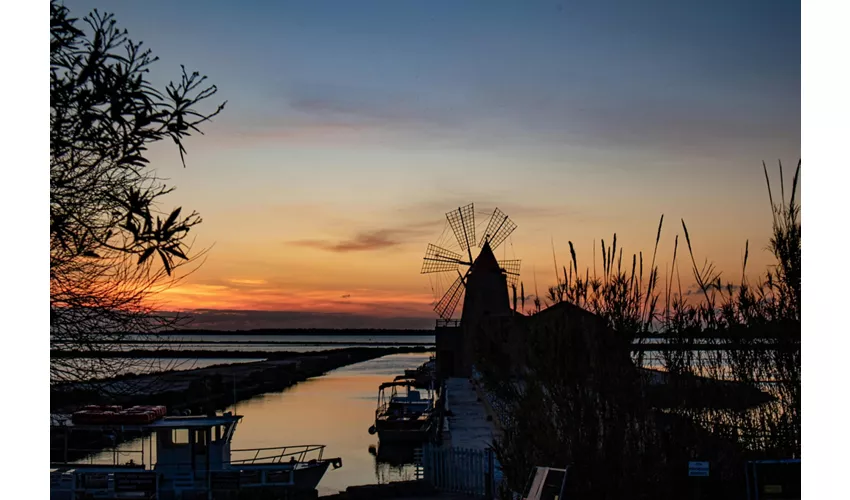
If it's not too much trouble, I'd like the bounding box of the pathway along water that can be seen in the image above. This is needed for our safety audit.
[75,352,433,496]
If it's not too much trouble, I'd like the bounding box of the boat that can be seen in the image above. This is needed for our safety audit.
[393,357,437,389]
[368,380,437,444]
[50,406,342,499]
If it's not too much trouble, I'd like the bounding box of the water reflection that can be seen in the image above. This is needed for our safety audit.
[224,352,432,495]
[368,442,417,466]
[76,352,433,497]
[368,443,418,486]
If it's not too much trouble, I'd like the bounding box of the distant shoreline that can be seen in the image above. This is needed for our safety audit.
[50,346,436,358]
[151,328,435,336]
[92,339,434,345]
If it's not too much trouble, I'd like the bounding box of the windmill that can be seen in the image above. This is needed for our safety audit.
[421,203,520,321]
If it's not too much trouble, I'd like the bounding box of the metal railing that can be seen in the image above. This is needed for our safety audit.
[53,444,330,469]
[51,447,146,467]
[419,444,499,498]
[229,444,326,465]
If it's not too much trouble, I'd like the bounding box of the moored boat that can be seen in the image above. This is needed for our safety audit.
[50,406,341,499]
[393,356,436,389]
[368,380,437,444]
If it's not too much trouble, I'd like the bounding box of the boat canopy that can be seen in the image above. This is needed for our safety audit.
[379,380,418,390]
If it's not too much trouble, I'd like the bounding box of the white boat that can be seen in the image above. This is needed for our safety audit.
[50,410,341,499]
[369,380,437,444]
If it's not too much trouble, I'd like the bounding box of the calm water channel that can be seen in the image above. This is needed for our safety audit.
[76,352,433,496]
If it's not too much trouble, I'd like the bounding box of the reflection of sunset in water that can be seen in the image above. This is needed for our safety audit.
[225,352,433,495]
[77,352,433,496]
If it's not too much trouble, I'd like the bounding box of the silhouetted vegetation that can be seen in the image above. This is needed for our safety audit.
[50,1,225,390]
[477,161,801,498]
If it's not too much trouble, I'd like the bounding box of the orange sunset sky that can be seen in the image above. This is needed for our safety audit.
[68,0,801,329]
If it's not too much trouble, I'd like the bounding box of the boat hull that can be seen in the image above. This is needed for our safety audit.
[292,460,332,490]
[230,459,339,491]
[376,421,435,444]
[50,459,340,499]
[272,460,333,491]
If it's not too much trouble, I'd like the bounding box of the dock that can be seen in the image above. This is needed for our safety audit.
[442,378,501,450]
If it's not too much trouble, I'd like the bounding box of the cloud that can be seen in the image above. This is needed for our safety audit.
[472,85,798,158]
[210,81,476,147]
[286,81,459,129]
[239,122,369,141]
[291,226,438,253]
[398,198,582,224]
[228,278,267,286]
[158,276,436,319]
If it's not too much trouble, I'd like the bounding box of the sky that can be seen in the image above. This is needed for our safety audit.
[64,0,801,329]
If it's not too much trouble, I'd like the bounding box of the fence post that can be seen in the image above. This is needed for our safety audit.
[480,449,485,496]
[486,448,494,499]
[478,453,487,494]
[448,447,453,493]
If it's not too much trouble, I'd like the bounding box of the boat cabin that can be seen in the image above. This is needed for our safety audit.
[371,380,438,443]
[377,381,435,419]
[149,414,239,478]
[50,410,340,499]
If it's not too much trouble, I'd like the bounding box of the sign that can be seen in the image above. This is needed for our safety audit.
[747,460,800,499]
[114,471,157,492]
[688,461,709,477]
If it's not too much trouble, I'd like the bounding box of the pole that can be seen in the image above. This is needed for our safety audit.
[485,448,494,498]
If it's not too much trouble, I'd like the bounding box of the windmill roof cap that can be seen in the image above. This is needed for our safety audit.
[473,241,502,273]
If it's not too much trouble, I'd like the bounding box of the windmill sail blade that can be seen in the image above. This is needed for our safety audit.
[479,208,517,250]
[500,259,521,287]
[435,274,465,320]
[446,203,476,259]
[421,244,466,274]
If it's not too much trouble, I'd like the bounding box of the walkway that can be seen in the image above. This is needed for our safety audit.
[443,377,499,450]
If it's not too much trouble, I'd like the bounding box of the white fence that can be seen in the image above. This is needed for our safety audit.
[417,444,501,498]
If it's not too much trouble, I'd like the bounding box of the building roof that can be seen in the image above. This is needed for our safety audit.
[472,241,501,273]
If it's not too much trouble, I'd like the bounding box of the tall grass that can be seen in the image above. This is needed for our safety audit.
[481,160,801,498]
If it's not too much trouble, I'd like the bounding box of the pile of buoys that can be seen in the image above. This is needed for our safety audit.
[71,405,167,425]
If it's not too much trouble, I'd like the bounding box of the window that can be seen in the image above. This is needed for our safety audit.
[172,429,189,445]
[194,430,207,446]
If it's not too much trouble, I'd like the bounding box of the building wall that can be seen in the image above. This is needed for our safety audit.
[435,325,463,379]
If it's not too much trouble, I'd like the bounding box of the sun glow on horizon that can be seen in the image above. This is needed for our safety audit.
[69,0,798,329]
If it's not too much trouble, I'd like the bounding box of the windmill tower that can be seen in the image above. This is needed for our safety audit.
[421,204,520,377]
